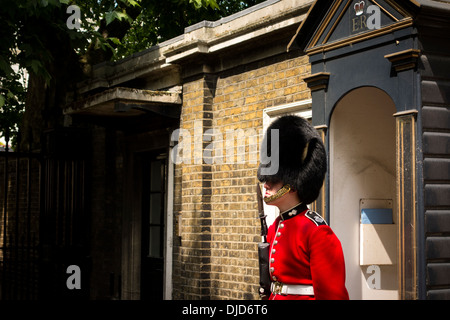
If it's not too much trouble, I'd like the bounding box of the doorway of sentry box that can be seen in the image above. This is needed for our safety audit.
[330,86,397,300]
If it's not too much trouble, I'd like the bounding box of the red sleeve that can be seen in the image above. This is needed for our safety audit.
[309,226,349,300]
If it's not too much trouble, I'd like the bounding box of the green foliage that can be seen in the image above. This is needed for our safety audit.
[0,70,26,149]
[0,0,140,146]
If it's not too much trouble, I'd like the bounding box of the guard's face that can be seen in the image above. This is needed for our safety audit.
[263,181,284,199]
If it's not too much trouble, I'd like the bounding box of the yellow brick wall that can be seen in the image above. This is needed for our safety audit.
[173,75,215,299]
[172,51,311,299]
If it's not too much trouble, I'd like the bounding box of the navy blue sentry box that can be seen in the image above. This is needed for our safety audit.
[360,208,393,224]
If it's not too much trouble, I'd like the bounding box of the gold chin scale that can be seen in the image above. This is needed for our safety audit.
[263,184,291,203]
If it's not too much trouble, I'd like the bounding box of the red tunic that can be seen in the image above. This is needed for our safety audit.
[267,205,349,300]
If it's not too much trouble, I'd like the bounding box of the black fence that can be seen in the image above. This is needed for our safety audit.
[0,128,91,300]
[0,150,41,299]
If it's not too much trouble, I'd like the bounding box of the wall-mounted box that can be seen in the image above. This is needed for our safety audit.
[361,208,393,224]
[360,207,397,266]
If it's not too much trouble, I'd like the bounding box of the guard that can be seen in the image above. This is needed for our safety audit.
[257,115,349,300]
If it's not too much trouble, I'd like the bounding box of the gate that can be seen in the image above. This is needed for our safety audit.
[0,149,41,299]
[0,128,91,300]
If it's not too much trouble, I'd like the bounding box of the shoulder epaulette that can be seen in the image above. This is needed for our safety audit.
[305,211,328,226]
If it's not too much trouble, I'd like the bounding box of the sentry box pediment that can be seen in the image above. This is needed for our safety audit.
[290,0,415,55]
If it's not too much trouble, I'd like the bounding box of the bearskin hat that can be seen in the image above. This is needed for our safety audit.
[257,115,326,204]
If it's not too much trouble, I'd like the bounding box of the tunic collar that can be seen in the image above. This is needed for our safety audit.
[279,203,308,221]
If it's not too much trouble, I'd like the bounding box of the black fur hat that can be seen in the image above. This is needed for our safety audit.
[257,115,326,204]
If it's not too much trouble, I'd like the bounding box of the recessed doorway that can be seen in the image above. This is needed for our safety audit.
[329,86,398,300]
[140,150,167,300]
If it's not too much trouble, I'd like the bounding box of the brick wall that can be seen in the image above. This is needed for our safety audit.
[172,50,311,299]
[172,74,216,299]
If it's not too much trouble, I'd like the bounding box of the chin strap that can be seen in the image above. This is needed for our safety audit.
[263,184,291,203]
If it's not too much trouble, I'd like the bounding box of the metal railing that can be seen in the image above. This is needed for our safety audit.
[0,148,42,299]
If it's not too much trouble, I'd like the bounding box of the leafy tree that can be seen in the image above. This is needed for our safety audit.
[0,0,264,150]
